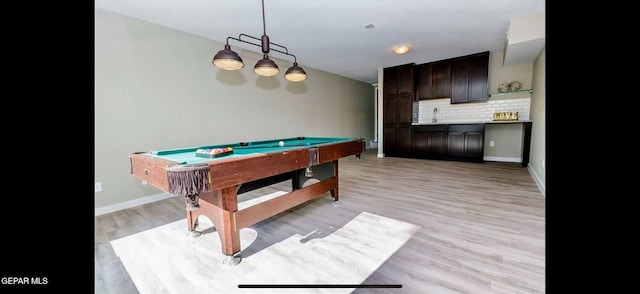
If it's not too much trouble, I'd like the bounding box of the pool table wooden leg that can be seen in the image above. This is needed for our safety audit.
[330,160,339,202]
[213,187,241,256]
[186,201,199,231]
[185,188,241,257]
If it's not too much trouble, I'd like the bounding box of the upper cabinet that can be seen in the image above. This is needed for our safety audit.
[386,51,489,105]
[396,64,415,96]
[432,61,452,98]
[415,63,432,100]
[451,51,490,104]
[415,60,451,100]
[416,52,489,104]
[383,67,397,96]
[384,63,414,97]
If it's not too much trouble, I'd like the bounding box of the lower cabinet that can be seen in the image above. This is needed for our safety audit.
[446,124,485,162]
[384,125,412,157]
[409,123,484,162]
[411,125,447,158]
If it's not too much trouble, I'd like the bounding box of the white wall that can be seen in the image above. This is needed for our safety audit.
[95,8,374,210]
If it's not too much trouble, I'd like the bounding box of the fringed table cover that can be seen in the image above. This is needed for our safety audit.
[166,163,211,211]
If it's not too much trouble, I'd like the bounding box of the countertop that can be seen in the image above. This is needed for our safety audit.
[412,120,531,126]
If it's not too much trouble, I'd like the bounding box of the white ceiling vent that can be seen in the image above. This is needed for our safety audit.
[503,12,545,66]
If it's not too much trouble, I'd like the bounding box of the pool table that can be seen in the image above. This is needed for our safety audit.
[129,137,364,264]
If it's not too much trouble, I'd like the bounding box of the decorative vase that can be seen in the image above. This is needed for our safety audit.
[508,81,522,91]
[498,82,509,93]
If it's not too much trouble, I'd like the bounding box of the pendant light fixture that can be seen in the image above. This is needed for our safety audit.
[212,0,307,82]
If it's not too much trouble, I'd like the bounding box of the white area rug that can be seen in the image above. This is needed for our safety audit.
[111,211,419,294]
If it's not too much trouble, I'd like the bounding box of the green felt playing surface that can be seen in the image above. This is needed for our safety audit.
[148,137,354,165]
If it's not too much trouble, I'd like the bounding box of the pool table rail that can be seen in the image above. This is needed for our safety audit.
[130,138,364,192]
[129,152,175,194]
[130,148,312,192]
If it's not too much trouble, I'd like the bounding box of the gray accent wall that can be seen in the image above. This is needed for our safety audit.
[529,47,545,194]
[95,8,374,209]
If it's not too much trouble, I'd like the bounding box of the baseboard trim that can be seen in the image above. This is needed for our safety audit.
[377,153,385,158]
[95,192,174,216]
[483,156,521,163]
[527,164,546,197]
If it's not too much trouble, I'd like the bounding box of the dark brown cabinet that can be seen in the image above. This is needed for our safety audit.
[415,63,432,100]
[397,125,412,154]
[383,95,397,125]
[397,94,413,125]
[383,126,397,154]
[446,124,485,162]
[383,67,397,96]
[384,125,412,155]
[383,63,414,157]
[384,51,491,159]
[411,125,447,157]
[447,132,465,157]
[451,51,489,104]
[397,66,414,96]
[433,61,452,98]
[415,60,451,100]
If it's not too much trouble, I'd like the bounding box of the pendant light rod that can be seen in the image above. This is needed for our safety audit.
[238,34,289,54]
[262,0,267,35]
[260,0,269,54]
[225,35,298,63]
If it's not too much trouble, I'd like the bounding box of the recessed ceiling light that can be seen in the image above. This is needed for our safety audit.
[393,44,412,55]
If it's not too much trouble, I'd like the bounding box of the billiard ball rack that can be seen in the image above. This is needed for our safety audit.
[233,141,332,149]
[195,147,234,158]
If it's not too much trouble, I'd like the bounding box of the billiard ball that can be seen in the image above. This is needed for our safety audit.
[279,141,285,147]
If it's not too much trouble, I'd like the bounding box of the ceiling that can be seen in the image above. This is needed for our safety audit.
[94,0,545,84]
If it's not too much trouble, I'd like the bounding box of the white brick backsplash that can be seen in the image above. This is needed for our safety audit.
[418,97,530,123]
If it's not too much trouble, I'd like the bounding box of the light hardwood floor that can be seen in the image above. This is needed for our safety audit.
[95,150,545,293]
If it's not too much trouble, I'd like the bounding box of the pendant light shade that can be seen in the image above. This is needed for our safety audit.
[212,0,307,82]
[285,62,307,82]
[254,55,279,77]
[212,44,244,70]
